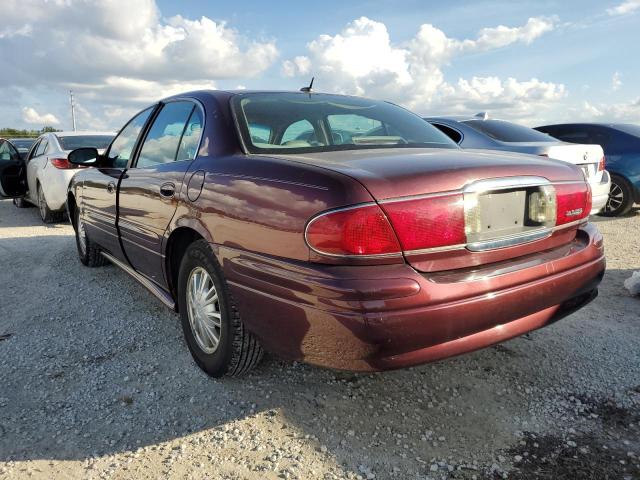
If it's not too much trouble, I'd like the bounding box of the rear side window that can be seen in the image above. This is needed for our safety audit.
[35,139,48,156]
[431,123,463,144]
[136,101,195,168]
[176,107,204,162]
[57,135,113,150]
[464,120,553,143]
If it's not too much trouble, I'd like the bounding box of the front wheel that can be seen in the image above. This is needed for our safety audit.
[600,174,634,217]
[178,240,263,377]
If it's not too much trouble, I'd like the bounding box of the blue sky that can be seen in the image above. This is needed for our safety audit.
[1,0,638,130]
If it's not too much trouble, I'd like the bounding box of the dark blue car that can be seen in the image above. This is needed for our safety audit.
[535,123,640,216]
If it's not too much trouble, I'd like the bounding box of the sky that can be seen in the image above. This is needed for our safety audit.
[0,0,638,132]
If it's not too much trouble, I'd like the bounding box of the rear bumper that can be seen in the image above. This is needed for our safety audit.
[217,223,605,372]
[590,170,611,214]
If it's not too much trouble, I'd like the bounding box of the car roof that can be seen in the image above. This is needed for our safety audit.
[536,122,638,129]
[51,131,115,137]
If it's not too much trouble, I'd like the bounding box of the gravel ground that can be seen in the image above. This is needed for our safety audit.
[0,198,639,480]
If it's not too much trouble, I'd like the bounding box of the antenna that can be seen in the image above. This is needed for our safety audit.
[300,77,314,93]
[69,90,77,131]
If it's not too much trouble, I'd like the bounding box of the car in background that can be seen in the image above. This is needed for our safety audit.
[426,114,611,215]
[14,131,114,222]
[535,123,640,216]
[6,138,37,160]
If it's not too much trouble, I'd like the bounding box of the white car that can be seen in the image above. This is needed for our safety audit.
[14,131,114,222]
[425,115,612,214]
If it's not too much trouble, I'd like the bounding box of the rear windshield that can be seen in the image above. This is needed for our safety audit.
[56,135,113,150]
[615,124,640,138]
[463,120,554,143]
[232,92,457,154]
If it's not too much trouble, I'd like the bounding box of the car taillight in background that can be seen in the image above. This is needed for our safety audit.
[49,157,78,169]
[598,155,606,171]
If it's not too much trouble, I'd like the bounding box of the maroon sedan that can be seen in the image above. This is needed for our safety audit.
[0,91,605,377]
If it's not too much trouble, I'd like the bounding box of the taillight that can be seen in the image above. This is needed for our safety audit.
[381,194,465,251]
[305,204,401,256]
[598,155,606,171]
[555,183,591,225]
[50,157,76,169]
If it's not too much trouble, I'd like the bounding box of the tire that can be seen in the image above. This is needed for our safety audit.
[74,208,108,267]
[600,174,634,217]
[37,183,64,223]
[13,197,31,208]
[177,239,263,377]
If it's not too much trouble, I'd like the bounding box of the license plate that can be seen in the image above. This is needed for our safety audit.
[475,190,526,239]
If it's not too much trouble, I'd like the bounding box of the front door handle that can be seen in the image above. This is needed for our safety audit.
[107,181,116,194]
[160,182,175,198]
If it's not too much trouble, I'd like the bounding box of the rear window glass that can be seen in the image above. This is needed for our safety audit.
[232,92,457,154]
[57,135,113,150]
[614,124,640,138]
[464,120,554,143]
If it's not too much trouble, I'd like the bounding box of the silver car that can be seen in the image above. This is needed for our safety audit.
[425,114,612,215]
[14,131,114,222]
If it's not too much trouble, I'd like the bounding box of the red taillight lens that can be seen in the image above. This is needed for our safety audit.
[598,155,606,171]
[50,157,76,169]
[305,204,401,256]
[555,183,591,225]
[381,194,466,251]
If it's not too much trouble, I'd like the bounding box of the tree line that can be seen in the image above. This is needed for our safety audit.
[0,126,60,137]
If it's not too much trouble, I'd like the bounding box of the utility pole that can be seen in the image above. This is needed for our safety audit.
[69,90,77,131]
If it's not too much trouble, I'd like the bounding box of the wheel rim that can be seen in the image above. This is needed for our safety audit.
[38,186,47,220]
[77,216,87,255]
[605,182,625,213]
[186,267,221,354]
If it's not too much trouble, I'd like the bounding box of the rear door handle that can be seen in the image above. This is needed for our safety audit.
[160,182,175,198]
[107,181,116,194]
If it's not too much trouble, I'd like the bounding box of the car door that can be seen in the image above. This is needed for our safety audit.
[0,140,27,198]
[80,106,156,261]
[117,100,203,285]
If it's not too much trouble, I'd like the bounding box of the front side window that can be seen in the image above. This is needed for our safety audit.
[136,101,195,168]
[464,120,554,143]
[107,107,154,168]
[0,141,20,161]
[232,93,457,154]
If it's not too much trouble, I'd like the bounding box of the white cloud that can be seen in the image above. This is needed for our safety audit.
[612,71,622,91]
[0,0,278,128]
[282,16,562,121]
[607,0,640,15]
[576,99,640,122]
[21,107,60,125]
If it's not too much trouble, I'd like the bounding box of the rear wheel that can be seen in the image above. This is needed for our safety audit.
[178,240,263,377]
[600,174,634,217]
[74,208,108,267]
[37,183,63,223]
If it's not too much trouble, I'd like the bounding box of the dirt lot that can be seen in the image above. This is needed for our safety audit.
[0,198,639,480]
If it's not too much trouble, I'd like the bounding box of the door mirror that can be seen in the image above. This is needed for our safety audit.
[68,147,101,166]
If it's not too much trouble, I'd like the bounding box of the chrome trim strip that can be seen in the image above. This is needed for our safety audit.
[304,202,404,259]
[379,190,461,204]
[101,251,175,310]
[463,176,550,193]
[404,243,467,255]
[466,228,552,252]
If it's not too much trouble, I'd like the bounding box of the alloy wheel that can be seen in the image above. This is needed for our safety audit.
[604,182,624,214]
[186,267,222,354]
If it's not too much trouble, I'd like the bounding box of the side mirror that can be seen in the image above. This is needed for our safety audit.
[68,147,102,166]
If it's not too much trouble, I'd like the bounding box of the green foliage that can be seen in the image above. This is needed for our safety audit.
[0,126,61,137]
